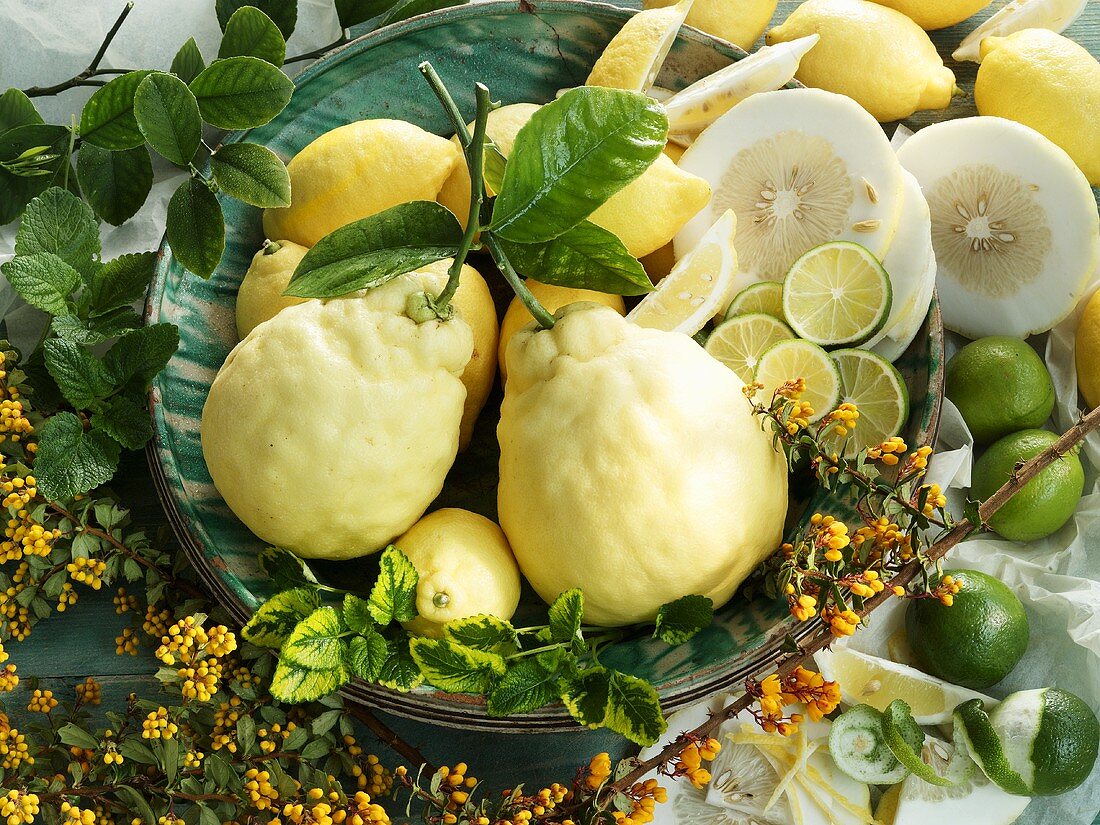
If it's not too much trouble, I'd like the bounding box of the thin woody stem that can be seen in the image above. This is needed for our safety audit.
[23,2,135,98]
[599,404,1100,799]
[344,703,434,771]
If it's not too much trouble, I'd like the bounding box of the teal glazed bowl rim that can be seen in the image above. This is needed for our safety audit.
[145,0,946,733]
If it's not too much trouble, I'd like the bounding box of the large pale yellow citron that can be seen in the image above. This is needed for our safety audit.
[1076,289,1100,410]
[866,0,992,30]
[644,0,780,50]
[263,119,461,247]
[498,303,788,626]
[232,254,497,452]
[976,29,1100,186]
[766,0,957,122]
[395,508,522,639]
[202,270,473,560]
[437,105,710,258]
[497,280,626,381]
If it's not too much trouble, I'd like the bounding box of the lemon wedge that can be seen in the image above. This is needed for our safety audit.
[586,0,694,93]
[953,0,1089,62]
[626,209,737,334]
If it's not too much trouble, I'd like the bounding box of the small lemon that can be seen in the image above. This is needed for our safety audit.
[1076,289,1100,410]
[395,508,521,638]
[586,0,693,92]
[264,119,461,246]
[641,241,677,283]
[498,281,626,381]
[976,29,1100,185]
[766,0,957,122]
[235,241,308,338]
[644,0,780,50]
[866,0,993,30]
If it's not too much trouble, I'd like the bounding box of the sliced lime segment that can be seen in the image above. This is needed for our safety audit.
[753,338,841,423]
[829,348,909,456]
[705,312,795,383]
[782,241,892,346]
[882,700,961,787]
[726,281,785,321]
[829,704,909,785]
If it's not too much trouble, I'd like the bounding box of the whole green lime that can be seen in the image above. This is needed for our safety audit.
[946,337,1055,445]
[972,429,1084,542]
[905,569,1029,690]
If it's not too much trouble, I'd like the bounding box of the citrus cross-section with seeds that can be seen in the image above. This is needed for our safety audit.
[705,313,795,383]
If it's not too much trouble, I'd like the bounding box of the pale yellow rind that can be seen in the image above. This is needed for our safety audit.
[235,241,309,339]
[644,0,779,50]
[866,0,993,30]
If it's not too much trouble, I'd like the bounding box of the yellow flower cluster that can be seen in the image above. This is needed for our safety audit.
[674,739,721,789]
[57,582,78,612]
[184,749,204,769]
[809,513,851,563]
[827,403,860,438]
[611,778,667,825]
[908,445,933,472]
[275,789,390,825]
[920,483,947,518]
[244,768,280,811]
[60,802,96,825]
[142,605,171,639]
[155,617,236,702]
[0,725,33,769]
[755,666,841,735]
[67,558,107,590]
[101,731,123,766]
[846,569,885,600]
[0,664,17,692]
[115,628,139,656]
[76,676,102,706]
[585,752,611,790]
[0,474,36,511]
[342,736,392,796]
[26,689,56,714]
[822,605,861,637]
[789,592,817,622]
[932,573,964,607]
[211,696,243,752]
[867,436,907,465]
[141,706,178,740]
[0,790,39,825]
[258,721,299,755]
[1,512,61,564]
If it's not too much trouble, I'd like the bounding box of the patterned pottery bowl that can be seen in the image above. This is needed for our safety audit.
[146,0,944,734]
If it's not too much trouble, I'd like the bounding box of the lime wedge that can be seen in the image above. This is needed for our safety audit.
[726,281,785,321]
[626,209,738,335]
[706,313,795,384]
[782,241,892,346]
[828,349,909,456]
[753,338,841,423]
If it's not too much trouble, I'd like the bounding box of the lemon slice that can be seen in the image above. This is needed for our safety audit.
[953,0,1089,63]
[626,209,738,334]
[706,313,795,384]
[586,0,694,93]
[725,281,784,321]
[782,242,891,347]
[663,34,820,135]
[815,647,994,726]
[828,349,909,456]
[753,339,841,422]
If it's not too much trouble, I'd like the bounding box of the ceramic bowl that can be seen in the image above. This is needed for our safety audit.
[146,0,944,733]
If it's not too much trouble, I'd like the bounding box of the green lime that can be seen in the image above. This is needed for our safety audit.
[705,312,795,383]
[905,569,1029,690]
[725,281,785,322]
[946,337,1055,445]
[971,429,1084,542]
[955,688,1099,797]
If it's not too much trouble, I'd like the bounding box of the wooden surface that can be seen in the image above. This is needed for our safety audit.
[7,0,1100,809]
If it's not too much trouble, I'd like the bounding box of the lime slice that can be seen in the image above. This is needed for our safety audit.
[753,339,841,423]
[725,281,785,321]
[782,241,892,346]
[828,349,909,456]
[705,313,795,383]
[815,646,993,726]
[626,209,738,335]
[585,0,693,93]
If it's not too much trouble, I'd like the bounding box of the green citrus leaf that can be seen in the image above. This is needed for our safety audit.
[285,200,461,298]
[210,142,291,208]
[366,545,419,626]
[335,0,396,27]
[653,594,714,645]
[346,628,388,682]
[496,220,652,296]
[490,87,667,243]
[604,671,666,746]
[487,660,559,716]
[242,588,322,649]
[89,251,156,312]
[0,89,42,132]
[43,338,114,408]
[409,637,506,694]
[0,252,79,315]
[76,143,153,226]
[219,5,286,65]
[548,588,583,645]
[280,606,347,670]
[15,186,99,275]
[170,38,207,84]
[443,615,519,656]
[166,176,225,279]
[90,394,154,450]
[216,0,297,39]
[79,71,154,150]
[134,72,202,166]
[189,56,293,131]
[34,412,121,500]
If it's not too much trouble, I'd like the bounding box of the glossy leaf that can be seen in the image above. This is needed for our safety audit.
[210,142,291,208]
[490,87,667,243]
[366,545,419,626]
[166,177,225,278]
[498,220,652,296]
[216,0,298,39]
[33,412,121,500]
[134,72,202,166]
[51,309,142,347]
[409,637,506,694]
[0,125,71,225]
[76,143,153,226]
[170,38,206,84]
[78,70,154,150]
[285,200,461,298]
[0,253,80,315]
[15,187,99,275]
[335,0,396,27]
[0,88,42,132]
[219,6,286,65]
[189,56,294,130]
[653,594,714,645]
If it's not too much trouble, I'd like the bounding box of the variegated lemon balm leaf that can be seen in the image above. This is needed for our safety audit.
[345,627,388,682]
[366,546,418,626]
[269,606,349,703]
[604,671,666,746]
[377,635,423,692]
[443,614,519,655]
[241,588,322,649]
[409,638,505,695]
[548,588,583,645]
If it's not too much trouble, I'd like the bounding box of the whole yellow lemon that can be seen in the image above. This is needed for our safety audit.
[866,0,992,30]
[235,241,308,339]
[395,508,521,639]
[644,0,780,50]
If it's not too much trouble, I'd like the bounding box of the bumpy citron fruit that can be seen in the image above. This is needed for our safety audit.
[953,0,1090,62]
[976,28,1100,185]
[766,0,957,122]
[202,269,473,560]
[395,508,521,639]
[1076,289,1100,410]
[585,0,694,93]
[498,303,787,626]
[235,241,308,339]
[263,119,461,247]
[644,0,779,50]
[896,116,1099,339]
[866,0,993,30]
[675,88,905,293]
[498,280,626,381]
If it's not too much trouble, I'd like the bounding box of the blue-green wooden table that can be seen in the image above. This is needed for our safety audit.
[7,0,1100,816]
